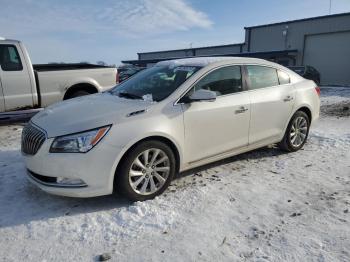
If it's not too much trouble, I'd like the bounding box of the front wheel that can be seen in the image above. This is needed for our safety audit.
[279,111,310,152]
[116,141,176,201]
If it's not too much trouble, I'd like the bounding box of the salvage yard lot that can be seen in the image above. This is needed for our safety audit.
[0,87,349,262]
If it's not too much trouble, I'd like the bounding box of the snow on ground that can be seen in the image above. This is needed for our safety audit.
[0,87,349,262]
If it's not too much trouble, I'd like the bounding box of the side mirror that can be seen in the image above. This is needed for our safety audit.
[186,89,216,103]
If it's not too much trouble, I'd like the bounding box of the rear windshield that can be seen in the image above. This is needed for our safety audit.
[111,65,201,102]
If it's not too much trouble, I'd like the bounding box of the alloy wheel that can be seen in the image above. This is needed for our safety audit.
[290,116,308,147]
[128,148,170,195]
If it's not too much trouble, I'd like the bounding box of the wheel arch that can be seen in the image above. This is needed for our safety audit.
[296,106,312,122]
[112,135,182,191]
[281,104,313,140]
[63,83,99,100]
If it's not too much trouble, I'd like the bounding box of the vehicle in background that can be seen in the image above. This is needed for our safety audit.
[22,57,320,201]
[117,65,145,83]
[0,39,118,113]
[288,65,320,85]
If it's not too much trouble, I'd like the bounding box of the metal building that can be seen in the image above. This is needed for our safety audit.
[123,12,350,86]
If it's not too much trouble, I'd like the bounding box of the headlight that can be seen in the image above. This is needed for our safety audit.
[50,126,111,153]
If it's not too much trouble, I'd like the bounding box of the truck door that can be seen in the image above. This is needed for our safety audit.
[0,76,5,112]
[0,44,34,111]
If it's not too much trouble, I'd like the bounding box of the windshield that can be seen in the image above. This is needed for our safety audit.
[110,65,201,102]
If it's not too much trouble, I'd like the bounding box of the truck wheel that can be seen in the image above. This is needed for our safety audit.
[68,90,92,99]
[116,140,176,201]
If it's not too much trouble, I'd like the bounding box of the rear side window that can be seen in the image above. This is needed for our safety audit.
[277,70,290,85]
[246,65,279,90]
[0,45,23,71]
[192,66,243,96]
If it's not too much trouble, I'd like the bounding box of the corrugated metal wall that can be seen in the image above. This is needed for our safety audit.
[138,44,242,60]
[303,31,350,85]
[136,13,350,85]
[248,14,350,85]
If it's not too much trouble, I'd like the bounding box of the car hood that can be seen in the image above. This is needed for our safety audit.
[31,93,153,138]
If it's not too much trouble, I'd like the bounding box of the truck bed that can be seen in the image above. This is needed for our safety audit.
[33,63,113,72]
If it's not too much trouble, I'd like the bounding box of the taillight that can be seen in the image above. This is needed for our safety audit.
[315,86,321,96]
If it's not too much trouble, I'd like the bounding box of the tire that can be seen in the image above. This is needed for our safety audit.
[67,90,92,99]
[279,111,310,152]
[116,140,176,201]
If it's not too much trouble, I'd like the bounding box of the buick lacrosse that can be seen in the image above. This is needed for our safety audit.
[22,57,320,201]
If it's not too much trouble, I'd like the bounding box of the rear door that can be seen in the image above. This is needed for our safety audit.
[181,65,250,163]
[0,44,34,111]
[245,65,295,144]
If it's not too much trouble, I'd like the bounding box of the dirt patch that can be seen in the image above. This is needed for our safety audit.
[321,101,350,117]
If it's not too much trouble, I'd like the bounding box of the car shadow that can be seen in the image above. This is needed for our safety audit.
[0,149,133,229]
[0,146,286,229]
[177,145,287,179]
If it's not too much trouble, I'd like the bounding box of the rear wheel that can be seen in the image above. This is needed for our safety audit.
[279,111,310,152]
[116,141,176,201]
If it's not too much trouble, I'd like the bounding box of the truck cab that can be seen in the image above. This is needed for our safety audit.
[0,38,117,114]
[0,39,37,112]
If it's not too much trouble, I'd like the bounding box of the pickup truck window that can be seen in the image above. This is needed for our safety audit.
[0,45,23,71]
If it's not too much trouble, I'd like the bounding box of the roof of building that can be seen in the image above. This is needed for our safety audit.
[245,12,350,29]
[122,49,298,65]
[137,43,244,55]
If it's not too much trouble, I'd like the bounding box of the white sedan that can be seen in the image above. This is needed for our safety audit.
[22,57,320,201]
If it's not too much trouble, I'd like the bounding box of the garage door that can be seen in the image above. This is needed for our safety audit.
[303,31,350,86]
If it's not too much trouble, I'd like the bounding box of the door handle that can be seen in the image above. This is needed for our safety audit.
[235,106,248,114]
[283,95,294,102]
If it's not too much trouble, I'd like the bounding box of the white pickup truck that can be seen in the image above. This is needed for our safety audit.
[0,38,117,113]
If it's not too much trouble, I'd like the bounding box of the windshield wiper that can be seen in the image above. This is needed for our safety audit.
[117,91,143,100]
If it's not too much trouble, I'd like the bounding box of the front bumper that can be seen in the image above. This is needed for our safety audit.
[23,136,123,198]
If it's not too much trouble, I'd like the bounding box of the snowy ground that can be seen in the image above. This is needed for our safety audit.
[0,87,349,262]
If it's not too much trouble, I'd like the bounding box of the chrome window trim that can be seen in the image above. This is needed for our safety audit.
[174,64,245,105]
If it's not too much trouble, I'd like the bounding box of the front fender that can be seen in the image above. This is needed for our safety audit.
[107,131,184,189]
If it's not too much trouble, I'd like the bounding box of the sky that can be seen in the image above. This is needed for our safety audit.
[1,0,350,65]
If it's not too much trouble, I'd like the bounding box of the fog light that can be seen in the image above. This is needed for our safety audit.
[56,177,86,186]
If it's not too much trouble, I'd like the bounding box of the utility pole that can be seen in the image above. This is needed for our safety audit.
[329,0,332,15]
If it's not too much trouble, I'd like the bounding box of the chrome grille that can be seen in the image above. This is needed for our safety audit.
[21,123,46,155]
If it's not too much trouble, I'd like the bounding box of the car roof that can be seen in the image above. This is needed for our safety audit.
[0,38,20,44]
[156,56,304,82]
[156,56,279,68]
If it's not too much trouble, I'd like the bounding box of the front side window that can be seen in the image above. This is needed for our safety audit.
[110,65,201,102]
[278,70,290,85]
[191,66,243,96]
[246,65,279,90]
[0,45,23,71]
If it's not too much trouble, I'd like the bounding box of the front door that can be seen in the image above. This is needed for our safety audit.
[245,65,295,144]
[181,65,250,163]
[0,44,33,111]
